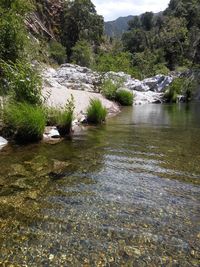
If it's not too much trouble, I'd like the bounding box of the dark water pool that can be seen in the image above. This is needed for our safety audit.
[0,103,200,266]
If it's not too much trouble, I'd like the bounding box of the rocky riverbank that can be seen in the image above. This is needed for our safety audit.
[0,64,177,149]
[42,64,176,111]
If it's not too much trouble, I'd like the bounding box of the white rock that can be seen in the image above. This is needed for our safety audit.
[133,90,163,105]
[0,136,8,150]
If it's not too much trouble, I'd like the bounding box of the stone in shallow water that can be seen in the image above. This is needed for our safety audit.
[0,136,8,150]
[124,246,141,257]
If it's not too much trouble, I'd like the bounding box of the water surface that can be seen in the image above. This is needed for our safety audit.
[0,103,200,266]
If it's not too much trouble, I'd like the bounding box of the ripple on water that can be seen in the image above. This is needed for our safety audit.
[0,104,200,266]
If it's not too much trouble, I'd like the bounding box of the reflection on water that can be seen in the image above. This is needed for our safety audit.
[0,103,200,266]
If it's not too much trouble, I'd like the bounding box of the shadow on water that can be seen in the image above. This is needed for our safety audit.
[0,103,200,266]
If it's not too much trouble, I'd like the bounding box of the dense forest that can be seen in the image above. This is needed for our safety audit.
[1,0,200,78]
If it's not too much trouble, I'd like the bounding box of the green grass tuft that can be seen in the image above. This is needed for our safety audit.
[4,102,46,143]
[116,90,133,106]
[86,98,107,124]
[44,95,75,136]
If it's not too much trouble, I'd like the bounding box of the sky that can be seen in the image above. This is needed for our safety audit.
[92,0,170,21]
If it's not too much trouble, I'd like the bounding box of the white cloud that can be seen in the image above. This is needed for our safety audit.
[93,0,170,21]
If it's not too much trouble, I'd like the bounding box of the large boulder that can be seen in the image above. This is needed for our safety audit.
[143,75,174,92]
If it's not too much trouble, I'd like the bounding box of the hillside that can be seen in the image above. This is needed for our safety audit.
[104,15,134,37]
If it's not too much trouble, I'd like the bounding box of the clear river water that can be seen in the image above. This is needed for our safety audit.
[0,103,200,266]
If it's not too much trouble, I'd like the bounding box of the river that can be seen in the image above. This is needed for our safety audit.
[0,103,200,266]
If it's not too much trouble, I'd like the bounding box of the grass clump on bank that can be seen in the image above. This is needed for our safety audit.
[116,90,133,106]
[4,102,46,143]
[101,79,133,106]
[86,98,107,124]
[45,95,75,136]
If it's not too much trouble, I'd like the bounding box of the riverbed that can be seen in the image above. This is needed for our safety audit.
[0,103,200,266]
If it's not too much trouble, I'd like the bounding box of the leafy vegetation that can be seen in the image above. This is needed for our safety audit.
[49,41,66,65]
[71,40,93,67]
[4,102,46,143]
[121,0,200,76]
[95,51,133,75]
[0,0,32,62]
[101,79,133,106]
[101,79,118,100]
[86,98,107,124]
[165,77,197,103]
[61,0,103,58]
[0,60,42,105]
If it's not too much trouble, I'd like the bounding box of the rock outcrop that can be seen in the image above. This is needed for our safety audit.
[43,64,175,106]
[27,0,64,39]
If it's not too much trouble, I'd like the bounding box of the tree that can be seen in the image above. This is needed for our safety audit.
[61,0,103,57]
[71,40,93,67]
[141,12,154,31]
[159,17,188,69]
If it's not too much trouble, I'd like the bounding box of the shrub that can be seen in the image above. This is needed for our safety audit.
[86,98,107,124]
[95,52,133,75]
[71,40,93,67]
[164,78,183,103]
[0,0,32,62]
[0,60,42,105]
[45,95,75,136]
[164,77,196,103]
[4,102,46,143]
[116,89,133,106]
[101,79,118,100]
[49,40,66,64]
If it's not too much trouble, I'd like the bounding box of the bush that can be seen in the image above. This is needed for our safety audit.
[45,95,75,136]
[101,79,118,100]
[86,98,107,124]
[164,78,183,103]
[4,102,46,143]
[49,40,66,64]
[71,40,93,67]
[0,0,32,62]
[164,77,196,103]
[95,52,133,75]
[116,90,133,106]
[0,60,42,105]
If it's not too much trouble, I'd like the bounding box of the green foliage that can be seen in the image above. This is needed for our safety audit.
[95,52,133,75]
[0,0,32,62]
[116,90,133,106]
[45,95,75,136]
[61,0,103,57]
[0,60,42,105]
[101,79,119,100]
[49,40,66,65]
[164,77,196,103]
[4,102,46,143]
[71,40,93,67]
[132,50,169,79]
[101,79,133,106]
[121,0,199,74]
[86,98,107,124]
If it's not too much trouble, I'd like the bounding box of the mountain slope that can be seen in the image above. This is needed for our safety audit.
[104,15,134,37]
